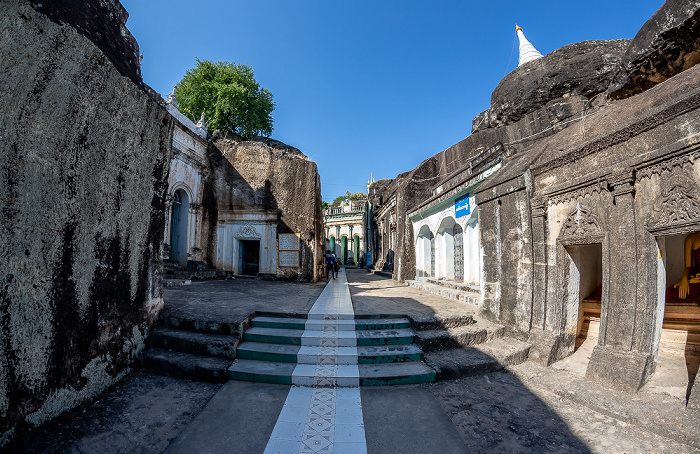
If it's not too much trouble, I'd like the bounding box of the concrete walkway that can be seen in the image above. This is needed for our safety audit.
[265,269,367,453]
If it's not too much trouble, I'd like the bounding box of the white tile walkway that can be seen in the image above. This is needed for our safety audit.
[264,269,368,454]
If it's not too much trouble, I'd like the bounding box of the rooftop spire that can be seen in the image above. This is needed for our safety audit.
[516,24,543,67]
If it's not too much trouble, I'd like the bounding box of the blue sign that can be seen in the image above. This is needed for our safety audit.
[455,194,470,218]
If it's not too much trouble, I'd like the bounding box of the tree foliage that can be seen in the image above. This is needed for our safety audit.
[176,59,275,138]
[332,191,367,205]
[322,201,329,210]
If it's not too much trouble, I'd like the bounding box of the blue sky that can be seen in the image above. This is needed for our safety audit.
[120,0,663,203]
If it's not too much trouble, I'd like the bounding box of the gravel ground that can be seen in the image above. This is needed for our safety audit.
[163,277,326,325]
[10,371,221,454]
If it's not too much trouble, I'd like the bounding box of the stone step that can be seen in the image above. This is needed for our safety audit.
[415,319,505,352]
[250,316,410,331]
[150,327,239,359]
[236,342,425,364]
[356,329,415,346]
[358,362,435,386]
[162,312,241,336]
[141,348,231,383]
[357,344,425,364]
[227,360,435,386]
[243,327,415,346]
[423,337,531,380]
[410,314,475,331]
[405,279,480,305]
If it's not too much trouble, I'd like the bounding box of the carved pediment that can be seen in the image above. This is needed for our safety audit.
[234,223,261,238]
[560,203,603,239]
[647,182,700,231]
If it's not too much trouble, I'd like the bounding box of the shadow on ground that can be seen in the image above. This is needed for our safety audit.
[10,270,700,453]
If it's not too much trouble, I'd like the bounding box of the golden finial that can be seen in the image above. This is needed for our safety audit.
[515,24,522,33]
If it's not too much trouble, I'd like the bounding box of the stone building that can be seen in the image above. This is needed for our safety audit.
[207,136,324,281]
[369,0,700,399]
[324,199,368,265]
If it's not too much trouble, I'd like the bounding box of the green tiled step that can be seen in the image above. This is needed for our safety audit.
[236,342,300,363]
[358,344,424,364]
[228,359,294,385]
[235,342,425,364]
[243,327,415,346]
[244,327,305,345]
[227,359,436,386]
[251,316,410,330]
[356,329,414,346]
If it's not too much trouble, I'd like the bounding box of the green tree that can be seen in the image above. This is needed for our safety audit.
[176,59,275,138]
[321,201,329,210]
[332,191,367,205]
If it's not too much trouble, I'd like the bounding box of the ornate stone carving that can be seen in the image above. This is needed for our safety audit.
[166,86,179,110]
[647,182,700,231]
[531,197,548,219]
[607,168,635,198]
[637,151,699,180]
[560,203,603,240]
[549,181,606,205]
[234,223,261,238]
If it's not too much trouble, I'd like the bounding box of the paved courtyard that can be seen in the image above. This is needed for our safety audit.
[12,270,700,453]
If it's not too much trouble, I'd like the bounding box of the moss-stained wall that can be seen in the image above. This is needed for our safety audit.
[0,1,173,445]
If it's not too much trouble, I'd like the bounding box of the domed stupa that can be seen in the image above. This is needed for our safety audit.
[516,24,543,67]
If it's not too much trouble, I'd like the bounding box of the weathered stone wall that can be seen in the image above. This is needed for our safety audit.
[209,137,323,281]
[0,1,172,445]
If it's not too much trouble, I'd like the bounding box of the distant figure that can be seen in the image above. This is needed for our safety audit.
[324,250,336,280]
[333,254,340,279]
[674,232,700,299]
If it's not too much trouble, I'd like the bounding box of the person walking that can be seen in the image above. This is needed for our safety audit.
[333,254,340,279]
[323,250,336,280]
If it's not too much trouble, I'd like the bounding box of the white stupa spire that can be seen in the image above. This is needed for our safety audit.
[516,25,543,67]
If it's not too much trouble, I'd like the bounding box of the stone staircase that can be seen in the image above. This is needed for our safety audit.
[140,310,532,384]
[140,312,242,383]
[228,314,436,386]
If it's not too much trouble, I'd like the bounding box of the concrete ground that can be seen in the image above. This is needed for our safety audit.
[10,270,700,453]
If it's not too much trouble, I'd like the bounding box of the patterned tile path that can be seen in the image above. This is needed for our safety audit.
[264,269,367,454]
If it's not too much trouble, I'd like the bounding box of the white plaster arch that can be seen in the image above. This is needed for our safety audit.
[169,181,195,202]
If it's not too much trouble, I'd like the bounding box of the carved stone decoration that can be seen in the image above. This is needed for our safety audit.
[607,168,635,198]
[647,182,700,231]
[234,223,261,238]
[560,203,603,240]
[637,151,699,181]
[549,181,606,205]
[531,197,548,219]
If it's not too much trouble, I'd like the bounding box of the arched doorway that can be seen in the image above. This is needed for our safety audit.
[170,188,189,267]
[329,236,336,255]
[416,225,432,278]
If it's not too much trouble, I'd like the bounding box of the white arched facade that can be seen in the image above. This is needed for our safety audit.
[411,193,482,287]
[164,92,208,267]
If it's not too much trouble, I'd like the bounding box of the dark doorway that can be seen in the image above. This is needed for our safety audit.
[239,240,260,275]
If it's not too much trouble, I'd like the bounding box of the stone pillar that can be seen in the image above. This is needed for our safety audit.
[348,225,355,265]
[530,197,548,331]
[587,169,650,391]
[164,195,173,259]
